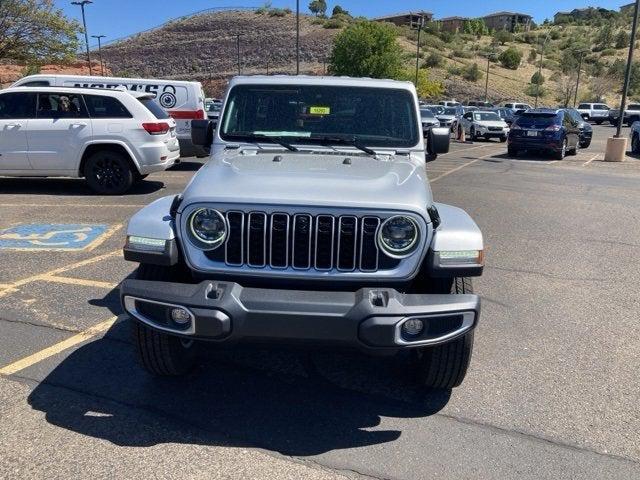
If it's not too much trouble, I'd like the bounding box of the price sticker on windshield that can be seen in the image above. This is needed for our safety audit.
[309,106,331,115]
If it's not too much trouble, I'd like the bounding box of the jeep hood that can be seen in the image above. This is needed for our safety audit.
[181,150,432,214]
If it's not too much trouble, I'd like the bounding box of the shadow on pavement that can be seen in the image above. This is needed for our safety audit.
[27,318,451,456]
[169,160,205,172]
[0,178,165,196]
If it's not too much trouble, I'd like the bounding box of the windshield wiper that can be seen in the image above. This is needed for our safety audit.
[225,132,299,152]
[309,134,377,156]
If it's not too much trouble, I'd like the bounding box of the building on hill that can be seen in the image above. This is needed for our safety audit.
[439,16,469,33]
[482,11,532,32]
[373,11,433,27]
[554,7,617,23]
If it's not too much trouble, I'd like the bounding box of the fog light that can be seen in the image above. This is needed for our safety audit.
[402,318,424,336]
[170,307,191,325]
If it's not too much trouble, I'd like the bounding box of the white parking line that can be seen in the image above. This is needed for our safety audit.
[440,143,496,157]
[583,153,601,166]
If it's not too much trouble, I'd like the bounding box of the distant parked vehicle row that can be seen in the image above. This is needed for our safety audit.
[458,110,509,142]
[507,109,581,160]
[503,101,532,113]
[0,86,180,194]
[576,103,610,124]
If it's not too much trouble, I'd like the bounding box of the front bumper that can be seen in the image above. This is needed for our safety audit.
[121,279,480,351]
[508,136,563,152]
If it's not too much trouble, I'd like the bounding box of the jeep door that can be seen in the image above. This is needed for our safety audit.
[26,92,93,172]
[0,92,36,171]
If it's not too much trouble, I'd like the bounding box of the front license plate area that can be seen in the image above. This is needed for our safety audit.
[527,130,538,137]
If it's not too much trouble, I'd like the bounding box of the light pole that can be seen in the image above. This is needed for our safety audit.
[296,0,300,74]
[617,0,640,138]
[235,34,244,75]
[92,34,106,76]
[484,51,496,102]
[71,1,93,76]
[534,32,550,108]
[411,14,426,86]
[573,50,587,107]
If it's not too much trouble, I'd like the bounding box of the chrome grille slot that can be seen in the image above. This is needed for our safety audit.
[337,216,358,271]
[270,213,289,268]
[225,211,244,266]
[247,212,267,267]
[360,217,380,272]
[315,215,335,271]
[292,214,312,269]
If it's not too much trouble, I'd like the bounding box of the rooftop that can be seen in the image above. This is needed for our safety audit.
[482,11,533,19]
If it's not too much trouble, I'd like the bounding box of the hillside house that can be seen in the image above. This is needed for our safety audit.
[439,16,468,33]
[482,11,532,32]
[373,11,433,27]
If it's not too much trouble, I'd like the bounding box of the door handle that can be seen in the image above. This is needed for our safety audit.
[6,123,21,129]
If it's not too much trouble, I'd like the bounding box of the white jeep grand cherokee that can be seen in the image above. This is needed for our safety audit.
[0,86,180,194]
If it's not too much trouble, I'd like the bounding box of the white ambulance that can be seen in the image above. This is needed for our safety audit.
[12,74,208,157]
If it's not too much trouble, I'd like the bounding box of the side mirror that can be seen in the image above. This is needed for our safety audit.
[427,127,450,159]
[191,119,215,148]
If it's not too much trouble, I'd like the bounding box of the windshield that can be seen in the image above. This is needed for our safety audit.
[220,84,419,148]
[514,112,559,127]
[444,108,458,115]
[427,106,444,115]
[420,109,435,118]
[474,112,500,121]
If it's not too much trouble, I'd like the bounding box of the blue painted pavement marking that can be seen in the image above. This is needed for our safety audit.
[0,224,109,251]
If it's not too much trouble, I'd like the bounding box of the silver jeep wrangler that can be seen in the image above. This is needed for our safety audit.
[121,75,484,389]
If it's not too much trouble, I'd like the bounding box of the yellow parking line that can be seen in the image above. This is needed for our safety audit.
[43,275,118,289]
[0,249,121,298]
[0,316,118,376]
[85,224,122,252]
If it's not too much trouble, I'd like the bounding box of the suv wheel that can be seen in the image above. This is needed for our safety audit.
[555,139,567,160]
[595,120,603,125]
[507,146,518,157]
[131,263,198,376]
[413,278,475,390]
[84,150,134,195]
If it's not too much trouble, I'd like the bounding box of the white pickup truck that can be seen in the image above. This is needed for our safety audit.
[576,103,611,124]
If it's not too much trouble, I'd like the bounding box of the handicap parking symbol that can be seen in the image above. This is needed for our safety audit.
[0,224,110,251]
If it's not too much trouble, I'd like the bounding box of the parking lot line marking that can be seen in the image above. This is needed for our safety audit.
[42,275,118,289]
[0,249,121,298]
[583,153,600,166]
[430,159,479,182]
[0,316,117,376]
[84,224,122,252]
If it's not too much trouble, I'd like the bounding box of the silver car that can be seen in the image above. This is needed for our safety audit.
[120,75,483,390]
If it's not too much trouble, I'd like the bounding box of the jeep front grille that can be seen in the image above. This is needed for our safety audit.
[215,211,388,272]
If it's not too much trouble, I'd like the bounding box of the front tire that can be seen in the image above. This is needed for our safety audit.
[413,278,475,389]
[554,139,567,160]
[508,145,518,157]
[84,150,134,195]
[131,264,197,376]
[499,136,507,143]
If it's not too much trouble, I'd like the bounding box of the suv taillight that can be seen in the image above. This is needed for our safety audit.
[545,125,562,132]
[142,122,170,135]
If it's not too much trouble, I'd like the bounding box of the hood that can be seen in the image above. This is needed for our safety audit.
[475,120,508,128]
[181,149,432,214]
[437,114,456,120]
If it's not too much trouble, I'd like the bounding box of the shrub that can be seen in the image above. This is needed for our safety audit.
[615,30,629,49]
[549,30,561,40]
[268,7,288,17]
[451,48,473,59]
[498,47,522,69]
[530,71,545,85]
[462,63,483,81]
[424,52,444,68]
[528,48,537,63]
[439,31,455,43]
[494,29,514,45]
[446,64,463,76]
[525,84,545,97]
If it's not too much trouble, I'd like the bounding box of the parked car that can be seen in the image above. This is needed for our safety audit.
[438,100,462,107]
[491,107,517,126]
[608,103,640,127]
[12,74,207,157]
[0,86,180,194]
[629,121,640,153]
[437,106,463,130]
[563,108,593,148]
[507,109,580,160]
[425,105,445,116]
[420,108,441,135]
[503,101,533,113]
[576,102,611,124]
[459,110,509,142]
[120,75,481,390]
[205,98,222,121]
[466,101,495,108]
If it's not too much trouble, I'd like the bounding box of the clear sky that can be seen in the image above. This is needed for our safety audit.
[55,0,630,48]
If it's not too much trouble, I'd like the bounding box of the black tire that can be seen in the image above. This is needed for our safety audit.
[595,120,603,125]
[632,133,640,154]
[470,126,476,141]
[554,139,567,160]
[134,172,149,183]
[499,136,507,143]
[507,146,518,157]
[414,278,475,390]
[84,150,134,195]
[131,264,197,376]
[567,141,578,156]
[580,139,591,149]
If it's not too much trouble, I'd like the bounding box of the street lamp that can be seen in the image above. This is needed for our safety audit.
[296,0,300,75]
[91,34,106,76]
[484,51,497,102]
[410,14,426,86]
[71,0,93,76]
[573,49,589,107]
[534,32,550,108]
[235,34,244,75]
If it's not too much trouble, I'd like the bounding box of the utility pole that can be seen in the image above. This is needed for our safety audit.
[411,14,426,86]
[91,34,106,76]
[534,33,550,108]
[617,0,640,138]
[296,0,300,74]
[573,51,585,108]
[484,52,496,102]
[71,1,93,76]
[235,34,243,75]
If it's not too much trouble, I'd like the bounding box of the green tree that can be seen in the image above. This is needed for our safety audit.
[424,52,444,68]
[0,0,80,63]
[328,21,403,78]
[462,62,482,81]
[308,0,327,17]
[332,5,350,17]
[595,22,614,50]
[499,47,522,69]
[531,71,545,85]
[615,30,629,49]
[493,29,514,45]
[399,69,444,99]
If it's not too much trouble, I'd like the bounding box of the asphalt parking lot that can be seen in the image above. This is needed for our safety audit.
[1,124,640,479]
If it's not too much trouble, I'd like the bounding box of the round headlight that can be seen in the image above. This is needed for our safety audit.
[189,208,227,249]
[378,216,419,257]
